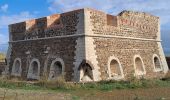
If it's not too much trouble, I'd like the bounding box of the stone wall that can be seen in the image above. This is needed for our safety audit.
[9,37,77,81]
[9,9,84,41]
[93,38,163,80]
[87,8,158,39]
[8,9,84,81]
[118,11,158,39]
[9,22,26,41]
[84,8,168,80]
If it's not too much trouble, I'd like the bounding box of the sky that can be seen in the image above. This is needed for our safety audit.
[0,0,170,56]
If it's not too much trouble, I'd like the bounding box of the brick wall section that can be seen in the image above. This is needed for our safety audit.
[9,9,83,41]
[118,11,158,39]
[8,9,84,81]
[9,37,77,81]
[88,9,158,39]
[85,8,167,80]
[94,38,164,80]
[9,22,26,41]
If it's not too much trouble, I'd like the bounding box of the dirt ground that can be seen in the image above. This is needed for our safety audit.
[0,87,170,100]
[0,88,71,100]
[74,87,170,100]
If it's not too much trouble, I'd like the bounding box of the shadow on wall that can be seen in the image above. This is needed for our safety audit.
[166,57,170,70]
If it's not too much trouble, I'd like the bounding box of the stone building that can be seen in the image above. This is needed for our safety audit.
[6,8,169,82]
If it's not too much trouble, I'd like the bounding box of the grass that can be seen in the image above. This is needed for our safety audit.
[79,79,170,91]
[72,96,80,100]
[0,78,170,100]
[0,81,43,90]
[0,53,5,62]
[0,78,169,92]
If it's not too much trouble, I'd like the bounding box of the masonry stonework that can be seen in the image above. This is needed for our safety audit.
[6,8,168,82]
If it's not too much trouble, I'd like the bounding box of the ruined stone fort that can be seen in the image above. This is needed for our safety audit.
[6,8,169,82]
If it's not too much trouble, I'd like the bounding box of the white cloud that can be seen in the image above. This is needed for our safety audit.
[47,0,170,55]
[1,4,8,12]
[0,11,35,46]
[47,0,170,26]
[0,11,35,29]
[0,33,8,44]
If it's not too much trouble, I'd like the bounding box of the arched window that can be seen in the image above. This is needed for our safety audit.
[134,55,146,76]
[153,54,162,72]
[48,58,65,80]
[12,58,22,76]
[27,59,40,80]
[108,56,124,80]
[80,63,93,82]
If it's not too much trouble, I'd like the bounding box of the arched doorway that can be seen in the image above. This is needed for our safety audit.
[27,59,40,80]
[48,58,65,80]
[79,62,93,82]
[12,58,22,76]
[134,55,146,76]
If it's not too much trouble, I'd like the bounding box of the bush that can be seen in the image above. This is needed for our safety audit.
[37,75,77,90]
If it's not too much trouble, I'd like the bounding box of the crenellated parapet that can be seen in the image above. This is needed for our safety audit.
[118,10,159,39]
[9,9,84,41]
[85,8,160,40]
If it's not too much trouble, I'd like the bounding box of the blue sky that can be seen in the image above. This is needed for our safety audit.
[0,0,170,56]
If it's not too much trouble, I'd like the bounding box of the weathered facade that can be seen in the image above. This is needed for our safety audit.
[6,8,169,82]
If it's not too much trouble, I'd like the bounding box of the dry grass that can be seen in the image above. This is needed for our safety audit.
[0,87,170,100]
[0,75,170,100]
[0,88,71,100]
[37,75,77,90]
[72,87,170,100]
[0,53,5,62]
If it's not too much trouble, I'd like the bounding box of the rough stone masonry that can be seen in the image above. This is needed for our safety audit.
[5,8,169,82]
